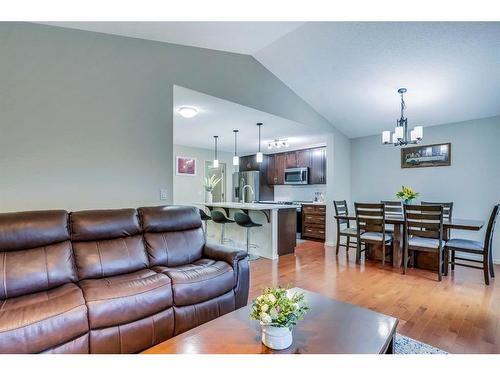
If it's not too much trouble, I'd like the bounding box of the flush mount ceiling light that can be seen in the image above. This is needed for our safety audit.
[176,106,199,118]
[382,88,423,147]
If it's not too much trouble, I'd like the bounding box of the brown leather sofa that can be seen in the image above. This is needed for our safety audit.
[0,206,249,354]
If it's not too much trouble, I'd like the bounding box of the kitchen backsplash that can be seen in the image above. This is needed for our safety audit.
[274,185,327,202]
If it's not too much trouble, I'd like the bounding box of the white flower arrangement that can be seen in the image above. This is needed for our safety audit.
[250,287,308,328]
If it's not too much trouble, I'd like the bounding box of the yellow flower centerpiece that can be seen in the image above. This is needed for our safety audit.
[396,185,419,205]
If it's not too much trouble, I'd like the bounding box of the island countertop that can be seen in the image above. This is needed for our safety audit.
[199,202,300,210]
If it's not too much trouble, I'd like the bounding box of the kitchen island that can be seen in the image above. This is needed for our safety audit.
[198,202,299,259]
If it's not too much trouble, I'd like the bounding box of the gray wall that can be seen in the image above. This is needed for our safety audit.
[351,116,500,261]
[0,22,349,214]
[173,144,233,205]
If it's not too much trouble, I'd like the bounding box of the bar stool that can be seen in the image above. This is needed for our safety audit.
[234,212,262,261]
[199,209,211,241]
[210,210,235,245]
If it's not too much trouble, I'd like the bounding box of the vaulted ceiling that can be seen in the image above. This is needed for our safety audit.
[41,22,500,138]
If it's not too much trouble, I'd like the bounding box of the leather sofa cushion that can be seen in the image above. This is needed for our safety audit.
[173,291,235,335]
[0,210,69,252]
[154,259,235,306]
[70,208,141,241]
[79,269,173,329]
[73,235,149,279]
[144,228,204,267]
[0,240,77,299]
[0,283,89,353]
[139,205,202,232]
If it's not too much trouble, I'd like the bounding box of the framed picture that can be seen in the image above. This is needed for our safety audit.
[176,156,197,176]
[401,143,451,169]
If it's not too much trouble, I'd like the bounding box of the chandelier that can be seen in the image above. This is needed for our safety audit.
[382,88,423,146]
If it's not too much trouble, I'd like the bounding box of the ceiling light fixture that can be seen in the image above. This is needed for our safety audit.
[213,135,219,168]
[256,122,263,163]
[267,138,289,150]
[233,129,239,166]
[177,106,199,118]
[382,88,423,146]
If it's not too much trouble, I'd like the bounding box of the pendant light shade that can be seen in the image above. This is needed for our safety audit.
[256,122,263,163]
[213,136,219,168]
[233,129,239,166]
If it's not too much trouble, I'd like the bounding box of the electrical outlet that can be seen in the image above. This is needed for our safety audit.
[160,189,168,201]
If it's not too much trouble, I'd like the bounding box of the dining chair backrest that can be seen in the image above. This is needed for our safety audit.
[484,205,500,252]
[381,201,403,216]
[334,200,349,226]
[404,204,444,242]
[354,203,385,236]
[421,201,453,221]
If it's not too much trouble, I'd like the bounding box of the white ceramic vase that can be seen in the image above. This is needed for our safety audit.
[261,325,293,350]
[205,191,213,203]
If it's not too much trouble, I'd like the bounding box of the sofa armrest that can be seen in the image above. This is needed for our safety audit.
[203,243,249,309]
[203,243,247,269]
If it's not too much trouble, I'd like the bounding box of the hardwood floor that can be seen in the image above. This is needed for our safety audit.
[249,240,500,354]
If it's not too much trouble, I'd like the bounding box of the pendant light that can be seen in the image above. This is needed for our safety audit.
[382,88,423,146]
[256,122,263,163]
[213,135,219,168]
[232,129,239,166]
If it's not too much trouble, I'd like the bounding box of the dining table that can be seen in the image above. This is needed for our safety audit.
[334,214,485,268]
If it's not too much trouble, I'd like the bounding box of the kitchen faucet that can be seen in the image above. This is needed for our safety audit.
[241,184,255,203]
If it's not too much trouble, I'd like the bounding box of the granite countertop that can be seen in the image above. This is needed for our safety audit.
[199,202,300,210]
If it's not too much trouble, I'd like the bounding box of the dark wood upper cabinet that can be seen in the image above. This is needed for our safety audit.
[266,154,276,185]
[245,146,325,186]
[309,147,327,184]
[274,153,286,185]
[285,152,298,168]
[296,149,311,169]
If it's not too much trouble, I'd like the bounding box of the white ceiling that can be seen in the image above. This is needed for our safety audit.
[174,86,327,154]
[40,22,304,55]
[41,22,500,138]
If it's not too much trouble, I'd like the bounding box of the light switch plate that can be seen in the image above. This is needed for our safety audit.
[160,189,168,201]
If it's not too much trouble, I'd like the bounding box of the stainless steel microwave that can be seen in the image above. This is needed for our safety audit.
[284,167,308,185]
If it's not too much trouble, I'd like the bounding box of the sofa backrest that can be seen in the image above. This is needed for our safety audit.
[0,210,77,299]
[71,208,148,280]
[139,206,204,267]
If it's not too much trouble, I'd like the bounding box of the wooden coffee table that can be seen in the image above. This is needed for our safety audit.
[142,288,398,354]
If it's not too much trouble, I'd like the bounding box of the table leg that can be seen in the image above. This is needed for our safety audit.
[392,223,402,268]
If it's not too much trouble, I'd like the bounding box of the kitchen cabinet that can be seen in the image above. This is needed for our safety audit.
[239,155,260,172]
[263,146,326,185]
[302,204,326,241]
[274,153,286,185]
[266,154,277,185]
[285,151,298,168]
[309,147,327,184]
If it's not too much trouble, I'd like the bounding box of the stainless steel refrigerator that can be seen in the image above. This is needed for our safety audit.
[233,171,260,203]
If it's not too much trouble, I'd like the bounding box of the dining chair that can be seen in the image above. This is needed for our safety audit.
[403,204,445,281]
[444,204,499,285]
[354,203,393,266]
[381,201,403,233]
[333,200,357,255]
[421,201,454,272]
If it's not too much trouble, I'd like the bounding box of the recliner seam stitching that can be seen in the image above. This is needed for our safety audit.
[83,282,170,303]
[43,246,50,290]
[95,241,104,278]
